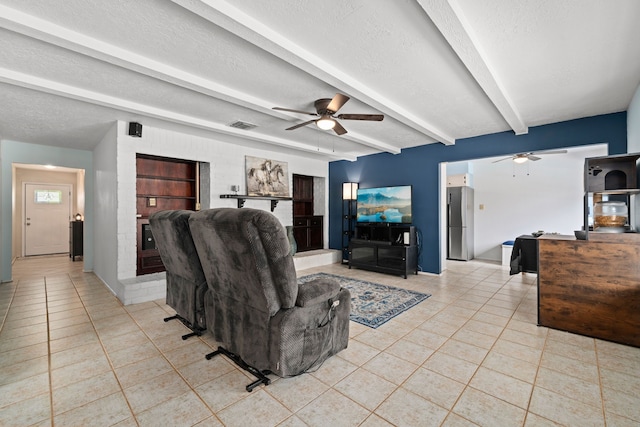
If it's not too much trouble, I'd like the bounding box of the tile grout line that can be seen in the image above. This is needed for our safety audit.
[66,273,141,426]
[0,280,18,335]
[41,273,137,424]
[8,259,637,426]
[117,298,227,424]
[519,287,549,427]
[44,275,55,427]
[427,270,536,425]
[340,267,518,425]
[428,272,519,425]
[594,340,608,426]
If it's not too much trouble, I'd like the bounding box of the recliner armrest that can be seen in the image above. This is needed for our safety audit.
[295,278,342,307]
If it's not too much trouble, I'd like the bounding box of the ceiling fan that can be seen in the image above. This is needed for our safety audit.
[272,93,384,135]
[492,150,568,164]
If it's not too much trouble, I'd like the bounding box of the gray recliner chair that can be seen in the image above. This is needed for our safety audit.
[189,208,350,390]
[149,210,207,339]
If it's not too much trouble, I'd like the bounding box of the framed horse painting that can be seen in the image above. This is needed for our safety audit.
[245,156,290,197]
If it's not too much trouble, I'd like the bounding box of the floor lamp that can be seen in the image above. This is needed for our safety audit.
[342,182,358,262]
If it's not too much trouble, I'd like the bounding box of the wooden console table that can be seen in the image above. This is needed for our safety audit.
[537,234,640,347]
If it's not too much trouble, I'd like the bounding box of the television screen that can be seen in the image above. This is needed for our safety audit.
[356,185,412,224]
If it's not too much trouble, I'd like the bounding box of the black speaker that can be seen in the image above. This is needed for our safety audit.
[128,122,142,137]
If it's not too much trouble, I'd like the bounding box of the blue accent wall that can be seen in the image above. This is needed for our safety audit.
[628,84,640,152]
[329,112,627,274]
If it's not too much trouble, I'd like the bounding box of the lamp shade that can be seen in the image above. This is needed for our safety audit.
[316,116,336,130]
[342,182,358,200]
[513,156,528,164]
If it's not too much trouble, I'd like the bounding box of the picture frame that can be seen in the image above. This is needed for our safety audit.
[245,156,290,197]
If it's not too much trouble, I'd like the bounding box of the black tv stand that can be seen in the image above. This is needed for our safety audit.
[348,224,418,279]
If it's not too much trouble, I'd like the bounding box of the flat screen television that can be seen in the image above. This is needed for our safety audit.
[356,185,412,224]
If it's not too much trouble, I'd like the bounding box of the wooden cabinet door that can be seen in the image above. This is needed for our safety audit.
[293,174,313,200]
[293,216,323,252]
[309,217,323,249]
[293,174,314,216]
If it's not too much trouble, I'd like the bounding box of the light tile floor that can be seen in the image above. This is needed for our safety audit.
[1,254,639,426]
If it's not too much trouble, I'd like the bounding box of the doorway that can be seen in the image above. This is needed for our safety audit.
[23,183,71,256]
[440,144,608,267]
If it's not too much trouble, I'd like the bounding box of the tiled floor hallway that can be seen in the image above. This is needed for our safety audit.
[1,254,639,426]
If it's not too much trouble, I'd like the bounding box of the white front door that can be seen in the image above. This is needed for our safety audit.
[24,183,71,256]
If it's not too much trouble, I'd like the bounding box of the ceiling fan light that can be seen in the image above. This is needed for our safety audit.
[513,156,528,164]
[316,117,336,130]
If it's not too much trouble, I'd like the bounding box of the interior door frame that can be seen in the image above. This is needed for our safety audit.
[22,182,72,257]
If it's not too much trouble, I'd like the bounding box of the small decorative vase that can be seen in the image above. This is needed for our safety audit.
[285,226,297,256]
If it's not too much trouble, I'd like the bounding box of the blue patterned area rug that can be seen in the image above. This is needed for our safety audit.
[298,273,431,329]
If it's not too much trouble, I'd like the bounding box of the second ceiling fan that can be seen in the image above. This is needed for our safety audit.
[492,150,568,164]
[273,93,383,135]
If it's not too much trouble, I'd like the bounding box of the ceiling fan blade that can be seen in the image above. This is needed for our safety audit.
[534,149,568,155]
[528,155,542,161]
[272,107,318,116]
[285,120,316,131]
[492,157,512,163]
[326,93,350,113]
[333,121,348,135]
[337,114,384,121]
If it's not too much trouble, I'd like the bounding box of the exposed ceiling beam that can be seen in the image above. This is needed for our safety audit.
[417,0,528,135]
[0,4,388,155]
[0,67,355,161]
[172,0,455,146]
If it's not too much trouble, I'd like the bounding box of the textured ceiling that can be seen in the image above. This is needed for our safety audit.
[0,0,639,161]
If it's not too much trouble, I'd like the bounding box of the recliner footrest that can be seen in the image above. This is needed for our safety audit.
[205,346,271,392]
[163,314,205,340]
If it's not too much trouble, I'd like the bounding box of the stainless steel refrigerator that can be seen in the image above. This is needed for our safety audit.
[447,186,474,261]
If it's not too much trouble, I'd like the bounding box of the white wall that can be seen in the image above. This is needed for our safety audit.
[93,123,119,295]
[628,83,640,153]
[113,121,329,303]
[449,144,607,262]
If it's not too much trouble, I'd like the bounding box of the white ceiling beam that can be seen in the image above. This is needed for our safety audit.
[0,6,257,107]
[0,4,386,155]
[0,67,354,161]
[172,0,455,146]
[417,0,528,135]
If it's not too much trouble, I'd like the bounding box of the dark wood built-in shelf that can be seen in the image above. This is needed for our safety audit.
[292,174,323,252]
[137,194,197,200]
[136,154,198,276]
[136,174,196,182]
[220,194,292,212]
